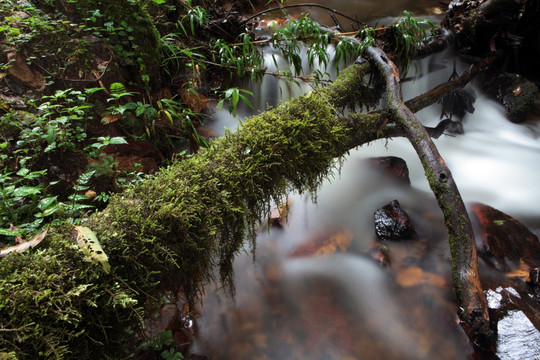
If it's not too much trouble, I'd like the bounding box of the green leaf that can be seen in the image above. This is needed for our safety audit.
[16,168,30,177]
[12,186,41,197]
[108,137,128,145]
[41,205,60,217]
[224,88,235,99]
[69,194,90,202]
[44,143,57,153]
[38,196,58,211]
[0,228,18,236]
[135,106,146,117]
[238,93,253,109]
[231,89,239,107]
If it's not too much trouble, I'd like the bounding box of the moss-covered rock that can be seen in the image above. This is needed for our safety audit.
[482,73,538,123]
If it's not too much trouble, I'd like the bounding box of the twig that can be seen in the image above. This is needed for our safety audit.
[405,55,496,113]
[242,3,366,28]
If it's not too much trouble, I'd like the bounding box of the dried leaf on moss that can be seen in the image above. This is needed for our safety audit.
[0,229,47,257]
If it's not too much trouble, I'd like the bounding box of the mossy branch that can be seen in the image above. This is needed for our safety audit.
[0,45,493,359]
[363,45,490,338]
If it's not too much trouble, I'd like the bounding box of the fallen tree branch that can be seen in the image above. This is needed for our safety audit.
[0,45,496,359]
[405,55,497,113]
[363,45,490,338]
[242,3,366,28]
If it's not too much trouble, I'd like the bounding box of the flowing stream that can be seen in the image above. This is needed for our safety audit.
[191,4,540,359]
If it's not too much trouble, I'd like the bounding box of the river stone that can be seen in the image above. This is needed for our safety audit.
[7,52,45,90]
[374,199,415,241]
[368,156,410,185]
[480,73,538,123]
[469,202,540,271]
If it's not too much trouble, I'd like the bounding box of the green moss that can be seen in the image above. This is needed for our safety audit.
[0,86,352,358]
[421,159,477,306]
[502,80,538,122]
[319,63,378,110]
[0,223,140,359]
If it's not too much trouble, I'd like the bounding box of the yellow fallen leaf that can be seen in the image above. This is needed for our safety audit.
[74,226,110,274]
[102,113,121,124]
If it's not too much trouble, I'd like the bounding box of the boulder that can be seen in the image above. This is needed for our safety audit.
[469,202,540,271]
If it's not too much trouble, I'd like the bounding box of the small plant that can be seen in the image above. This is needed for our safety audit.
[156,96,209,150]
[212,35,265,80]
[140,330,184,360]
[391,10,435,73]
[160,33,206,82]
[64,170,97,223]
[178,1,209,37]
[271,15,361,75]
[217,88,254,117]
[0,168,47,237]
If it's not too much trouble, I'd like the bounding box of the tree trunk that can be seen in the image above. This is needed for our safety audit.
[0,43,492,360]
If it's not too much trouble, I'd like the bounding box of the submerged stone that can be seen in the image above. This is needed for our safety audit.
[374,200,415,241]
[368,156,410,185]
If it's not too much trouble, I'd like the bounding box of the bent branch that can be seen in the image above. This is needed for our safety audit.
[363,45,490,337]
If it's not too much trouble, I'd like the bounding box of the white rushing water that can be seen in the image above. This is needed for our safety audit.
[206,46,540,221]
[356,51,540,221]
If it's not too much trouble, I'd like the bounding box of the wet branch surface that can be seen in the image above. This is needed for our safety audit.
[362,45,490,338]
[405,56,496,113]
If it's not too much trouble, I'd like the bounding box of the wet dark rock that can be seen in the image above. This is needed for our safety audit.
[481,73,538,123]
[530,268,540,287]
[374,200,415,241]
[529,268,540,298]
[368,156,410,185]
[469,202,540,271]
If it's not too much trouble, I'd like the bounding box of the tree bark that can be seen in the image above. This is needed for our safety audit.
[363,45,490,338]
